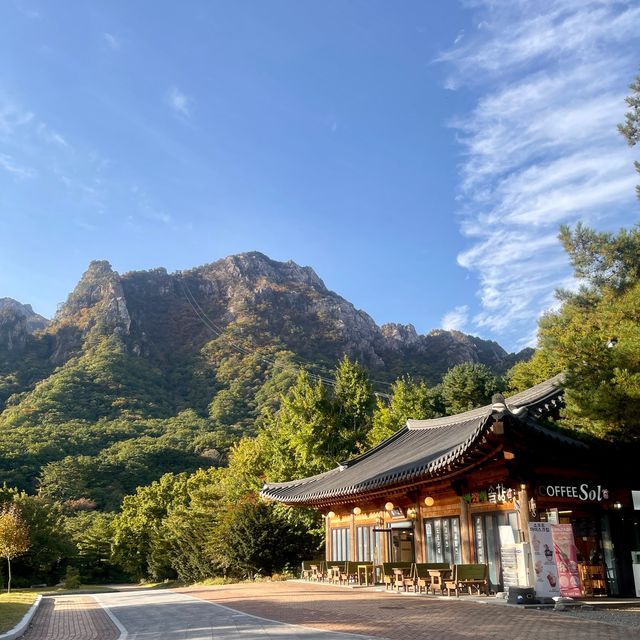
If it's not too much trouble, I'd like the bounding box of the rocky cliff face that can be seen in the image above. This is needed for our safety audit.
[3,252,531,407]
[0,298,49,334]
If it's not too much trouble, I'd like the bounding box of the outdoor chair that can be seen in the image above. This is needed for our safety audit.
[414,562,451,594]
[329,563,344,584]
[444,563,488,597]
[301,560,315,580]
[381,562,413,591]
[340,561,360,585]
[309,562,326,582]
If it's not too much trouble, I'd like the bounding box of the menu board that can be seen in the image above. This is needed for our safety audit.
[528,522,560,598]
[551,524,583,597]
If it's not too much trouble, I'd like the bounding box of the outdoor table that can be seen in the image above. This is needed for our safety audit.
[428,568,452,595]
[392,567,406,591]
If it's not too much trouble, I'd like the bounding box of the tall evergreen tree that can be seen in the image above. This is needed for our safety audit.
[618,72,640,199]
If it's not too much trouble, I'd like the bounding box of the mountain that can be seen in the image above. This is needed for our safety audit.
[0,298,49,334]
[1,253,532,413]
[0,252,531,504]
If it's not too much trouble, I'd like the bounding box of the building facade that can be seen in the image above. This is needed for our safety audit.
[262,377,640,596]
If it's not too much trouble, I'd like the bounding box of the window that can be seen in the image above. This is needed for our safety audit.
[424,517,462,564]
[356,525,375,561]
[331,527,350,561]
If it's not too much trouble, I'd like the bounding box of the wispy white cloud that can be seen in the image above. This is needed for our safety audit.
[103,32,121,51]
[131,184,172,225]
[441,305,469,331]
[166,87,192,118]
[0,104,34,136]
[440,0,640,347]
[0,153,34,178]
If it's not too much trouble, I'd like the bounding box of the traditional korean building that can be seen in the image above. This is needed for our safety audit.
[261,376,640,596]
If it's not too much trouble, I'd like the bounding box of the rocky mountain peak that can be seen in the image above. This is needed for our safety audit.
[212,252,326,292]
[53,260,131,354]
[0,298,49,333]
[381,323,420,346]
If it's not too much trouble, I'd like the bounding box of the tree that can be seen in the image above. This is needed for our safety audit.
[507,349,561,393]
[618,72,640,199]
[441,363,501,415]
[212,498,316,579]
[330,356,375,455]
[524,274,640,440]
[0,505,30,592]
[111,473,191,580]
[368,377,443,446]
[558,222,640,295]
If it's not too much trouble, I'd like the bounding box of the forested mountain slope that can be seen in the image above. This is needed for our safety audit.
[0,253,530,506]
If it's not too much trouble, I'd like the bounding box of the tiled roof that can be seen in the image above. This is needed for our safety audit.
[261,375,569,505]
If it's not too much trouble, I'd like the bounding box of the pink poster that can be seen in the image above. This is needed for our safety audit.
[551,524,583,597]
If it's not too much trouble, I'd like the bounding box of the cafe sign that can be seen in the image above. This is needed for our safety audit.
[463,483,516,505]
[538,483,609,502]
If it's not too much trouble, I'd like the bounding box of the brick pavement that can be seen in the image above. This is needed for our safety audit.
[21,595,119,640]
[177,581,640,640]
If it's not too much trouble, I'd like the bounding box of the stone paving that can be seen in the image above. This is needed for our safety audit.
[177,581,640,640]
[21,595,119,640]
[14,583,640,640]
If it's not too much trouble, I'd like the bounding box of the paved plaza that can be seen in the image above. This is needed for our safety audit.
[15,582,640,640]
[21,595,119,640]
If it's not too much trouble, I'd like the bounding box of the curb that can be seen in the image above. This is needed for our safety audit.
[92,594,128,640]
[0,594,43,640]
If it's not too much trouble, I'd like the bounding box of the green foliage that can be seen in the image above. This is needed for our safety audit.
[559,222,640,295]
[62,566,81,589]
[534,280,640,440]
[368,377,444,446]
[0,336,172,427]
[63,511,122,583]
[111,472,192,580]
[0,488,69,587]
[330,356,375,455]
[441,363,502,414]
[618,73,640,198]
[212,498,316,579]
[507,350,562,393]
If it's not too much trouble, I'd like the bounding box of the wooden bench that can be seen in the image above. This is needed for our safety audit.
[444,563,488,597]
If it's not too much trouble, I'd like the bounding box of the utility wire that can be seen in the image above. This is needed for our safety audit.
[178,276,393,392]
[179,277,339,388]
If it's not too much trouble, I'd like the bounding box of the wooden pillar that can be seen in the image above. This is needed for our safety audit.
[518,487,530,542]
[350,513,357,561]
[459,497,472,563]
[325,516,331,561]
[414,504,425,563]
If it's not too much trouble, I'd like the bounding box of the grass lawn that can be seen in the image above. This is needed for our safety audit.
[0,591,38,634]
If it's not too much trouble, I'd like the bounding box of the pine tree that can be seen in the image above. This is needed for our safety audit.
[618,73,640,199]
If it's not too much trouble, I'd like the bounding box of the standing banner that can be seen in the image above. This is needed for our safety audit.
[551,524,583,597]
[528,522,560,598]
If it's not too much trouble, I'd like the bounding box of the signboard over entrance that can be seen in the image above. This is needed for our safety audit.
[538,484,609,502]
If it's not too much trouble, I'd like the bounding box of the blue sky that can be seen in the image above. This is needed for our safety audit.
[1,0,639,351]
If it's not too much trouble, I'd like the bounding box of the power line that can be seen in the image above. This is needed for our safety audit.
[179,277,339,388]
[178,276,392,392]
